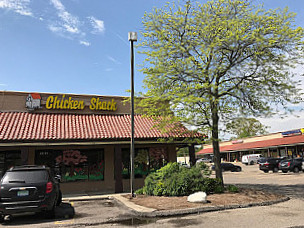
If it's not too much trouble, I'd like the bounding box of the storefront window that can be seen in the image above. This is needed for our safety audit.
[121,147,168,179]
[35,149,104,182]
[0,151,21,177]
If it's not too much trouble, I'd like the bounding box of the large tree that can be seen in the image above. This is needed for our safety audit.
[138,0,304,185]
[226,117,269,139]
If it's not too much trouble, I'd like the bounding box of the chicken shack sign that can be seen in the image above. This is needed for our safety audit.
[26,93,117,111]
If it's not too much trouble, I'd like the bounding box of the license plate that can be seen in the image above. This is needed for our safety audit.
[17,190,29,196]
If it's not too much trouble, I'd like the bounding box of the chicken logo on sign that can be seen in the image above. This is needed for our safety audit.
[26,93,41,110]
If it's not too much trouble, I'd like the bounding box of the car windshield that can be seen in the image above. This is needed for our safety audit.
[1,170,48,184]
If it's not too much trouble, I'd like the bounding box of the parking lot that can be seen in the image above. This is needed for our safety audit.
[216,162,304,186]
[3,163,304,227]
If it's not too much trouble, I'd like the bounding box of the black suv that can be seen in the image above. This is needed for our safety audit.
[279,158,303,173]
[0,165,62,220]
[259,157,286,173]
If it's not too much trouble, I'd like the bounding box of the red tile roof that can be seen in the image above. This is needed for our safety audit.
[197,135,304,155]
[0,112,200,142]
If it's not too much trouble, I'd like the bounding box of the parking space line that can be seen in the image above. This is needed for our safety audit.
[54,219,75,225]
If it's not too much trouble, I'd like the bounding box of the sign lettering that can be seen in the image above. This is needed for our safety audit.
[45,95,117,111]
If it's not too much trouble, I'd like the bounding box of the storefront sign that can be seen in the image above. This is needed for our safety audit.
[89,98,117,111]
[46,95,117,111]
[26,93,41,110]
[46,95,85,110]
[26,94,118,111]
[281,129,302,137]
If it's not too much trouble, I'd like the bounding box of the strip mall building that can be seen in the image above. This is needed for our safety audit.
[197,129,304,161]
[0,91,199,194]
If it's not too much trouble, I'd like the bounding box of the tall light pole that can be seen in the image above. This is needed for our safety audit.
[128,31,137,197]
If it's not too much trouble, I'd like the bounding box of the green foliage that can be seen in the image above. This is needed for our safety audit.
[226,185,239,193]
[138,0,304,183]
[141,162,223,196]
[177,147,189,157]
[135,188,144,195]
[196,161,212,176]
[202,178,224,194]
[226,117,269,139]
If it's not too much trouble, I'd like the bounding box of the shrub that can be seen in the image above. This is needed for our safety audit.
[142,162,221,196]
[202,178,224,194]
[196,162,211,176]
[226,185,239,193]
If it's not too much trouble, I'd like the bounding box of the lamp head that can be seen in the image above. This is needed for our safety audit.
[128,32,137,41]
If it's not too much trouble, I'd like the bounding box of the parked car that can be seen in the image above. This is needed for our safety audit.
[242,154,262,165]
[196,158,212,164]
[259,157,286,173]
[212,163,242,172]
[178,162,190,168]
[0,165,62,221]
[279,158,303,173]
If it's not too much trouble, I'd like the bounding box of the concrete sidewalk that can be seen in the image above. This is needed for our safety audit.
[63,193,156,213]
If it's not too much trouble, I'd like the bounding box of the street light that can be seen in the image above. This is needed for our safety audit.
[128,32,137,197]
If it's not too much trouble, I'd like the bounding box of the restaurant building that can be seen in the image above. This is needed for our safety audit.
[197,129,304,161]
[0,91,200,194]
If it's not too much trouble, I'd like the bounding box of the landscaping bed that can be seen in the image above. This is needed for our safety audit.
[124,188,285,211]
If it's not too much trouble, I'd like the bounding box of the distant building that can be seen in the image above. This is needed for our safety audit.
[197,129,304,162]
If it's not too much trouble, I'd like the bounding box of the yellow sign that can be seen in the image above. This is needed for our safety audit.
[89,98,117,111]
[45,95,117,111]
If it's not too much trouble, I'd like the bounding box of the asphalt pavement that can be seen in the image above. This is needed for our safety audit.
[2,163,304,228]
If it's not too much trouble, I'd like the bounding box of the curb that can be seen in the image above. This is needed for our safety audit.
[114,195,290,218]
[63,194,115,202]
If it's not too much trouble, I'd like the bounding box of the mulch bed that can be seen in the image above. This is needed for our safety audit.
[124,188,284,210]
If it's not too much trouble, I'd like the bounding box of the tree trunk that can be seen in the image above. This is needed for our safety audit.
[188,144,196,167]
[211,107,224,186]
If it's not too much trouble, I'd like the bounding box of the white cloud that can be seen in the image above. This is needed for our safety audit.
[88,16,105,34]
[0,0,105,46]
[80,40,90,46]
[0,0,32,16]
[50,0,81,35]
[258,111,304,133]
[107,55,121,64]
[105,68,113,72]
[0,83,7,86]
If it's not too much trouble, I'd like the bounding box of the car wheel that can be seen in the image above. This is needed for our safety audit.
[273,167,279,173]
[236,167,241,172]
[263,170,269,173]
[44,201,56,219]
[282,170,288,173]
[221,168,225,172]
[294,167,299,173]
[250,161,254,165]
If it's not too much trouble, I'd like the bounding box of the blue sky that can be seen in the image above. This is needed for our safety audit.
[0,0,304,135]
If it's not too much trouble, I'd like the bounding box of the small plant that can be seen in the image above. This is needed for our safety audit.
[135,188,144,195]
[226,185,239,193]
